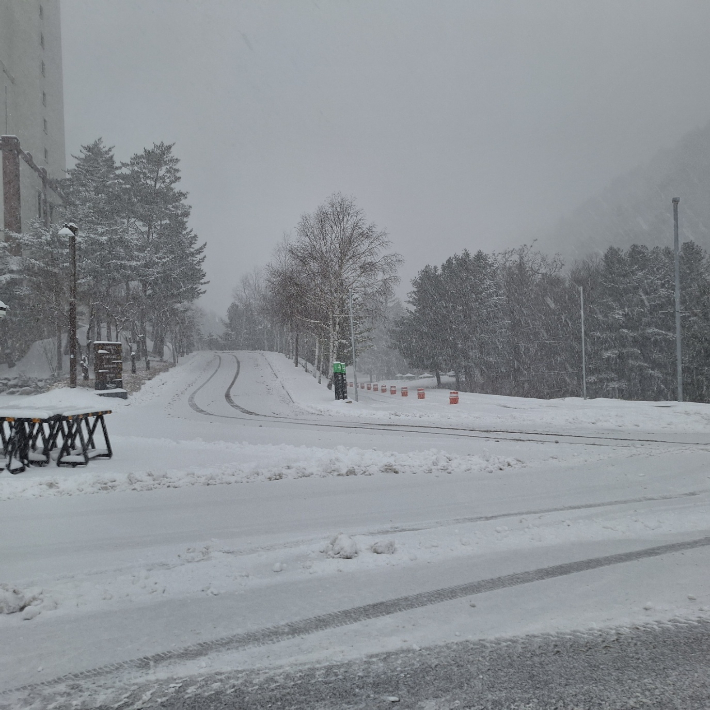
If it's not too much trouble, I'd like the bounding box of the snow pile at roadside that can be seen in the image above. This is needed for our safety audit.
[0,584,47,620]
[0,445,522,500]
[325,533,359,559]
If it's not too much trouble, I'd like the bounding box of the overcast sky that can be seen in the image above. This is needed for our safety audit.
[61,0,710,315]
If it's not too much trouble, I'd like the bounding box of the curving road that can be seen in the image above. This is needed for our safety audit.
[186,351,710,448]
[2,350,710,708]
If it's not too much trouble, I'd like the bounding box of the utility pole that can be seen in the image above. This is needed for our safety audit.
[59,223,78,387]
[580,286,587,400]
[673,197,682,402]
[349,290,359,402]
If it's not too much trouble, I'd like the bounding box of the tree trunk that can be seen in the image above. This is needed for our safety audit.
[153,326,165,358]
[56,320,63,374]
[314,337,320,380]
[435,369,441,387]
[294,329,299,367]
[87,305,95,344]
[464,365,474,393]
[328,312,336,378]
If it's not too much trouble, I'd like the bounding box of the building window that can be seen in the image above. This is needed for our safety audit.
[44,148,48,163]
[43,118,48,134]
[40,33,45,49]
[41,60,45,77]
[42,91,47,107]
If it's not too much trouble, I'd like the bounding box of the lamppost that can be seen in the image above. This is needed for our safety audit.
[349,290,359,402]
[579,286,586,400]
[58,223,78,388]
[672,198,682,402]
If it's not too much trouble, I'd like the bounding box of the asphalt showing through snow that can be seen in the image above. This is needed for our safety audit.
[6,618,709,709]
[5,533,710,703]
[148,618,710,709]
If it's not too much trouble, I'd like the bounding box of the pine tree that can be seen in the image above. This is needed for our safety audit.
[123,142,207,357]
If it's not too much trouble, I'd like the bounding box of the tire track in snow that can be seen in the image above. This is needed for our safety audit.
[194,489,706,561]
[368,489,704,535]
[260,351,296,404]
[223,353,261,416]
[186,353,222,415]
[7,534,710,696]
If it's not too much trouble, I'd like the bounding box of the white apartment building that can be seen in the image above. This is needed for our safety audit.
[1,0,66,244]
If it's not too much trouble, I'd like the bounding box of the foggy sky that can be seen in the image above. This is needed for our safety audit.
[60,0,710,315]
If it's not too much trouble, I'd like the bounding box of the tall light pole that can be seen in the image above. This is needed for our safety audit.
[59,223,78,388]
[580,286,587,400]
[349,290,359,402]
[672,198,682,402]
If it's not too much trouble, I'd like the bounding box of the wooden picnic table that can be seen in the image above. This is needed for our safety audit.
[0,406,113,474]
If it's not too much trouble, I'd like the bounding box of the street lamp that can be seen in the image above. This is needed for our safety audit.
[58,223,78,388]
[672,198,682,402]
[349,290,359,402]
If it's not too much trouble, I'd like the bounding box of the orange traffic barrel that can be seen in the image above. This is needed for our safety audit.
[417,388,425,399]
[390,385,397,395]
[367,383,372,390]
[449,391,459,404]
[348,382,353,388]
[373,384,379,392]
[360,383,365,389]
[401,386,408,397]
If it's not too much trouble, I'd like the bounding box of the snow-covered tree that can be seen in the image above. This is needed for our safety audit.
[122,142,207,357]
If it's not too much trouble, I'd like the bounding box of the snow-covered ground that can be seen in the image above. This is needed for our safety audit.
[1,350,709,706]
[280,353,710,436]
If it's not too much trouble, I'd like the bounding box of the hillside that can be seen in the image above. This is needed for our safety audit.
[540,120,710,260]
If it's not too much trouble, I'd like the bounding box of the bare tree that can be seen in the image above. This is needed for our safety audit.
[286,193,402,376]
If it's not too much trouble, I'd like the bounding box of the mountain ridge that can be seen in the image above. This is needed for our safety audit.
[539,119,710,260]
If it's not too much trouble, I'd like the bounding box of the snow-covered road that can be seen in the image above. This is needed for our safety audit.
[1,351,709,707]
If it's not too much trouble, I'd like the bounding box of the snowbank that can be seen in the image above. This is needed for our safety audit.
[0,445,520,500]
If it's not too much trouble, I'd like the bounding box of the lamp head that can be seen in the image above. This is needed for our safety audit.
[58,223,78,237]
